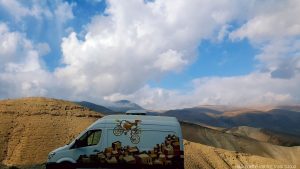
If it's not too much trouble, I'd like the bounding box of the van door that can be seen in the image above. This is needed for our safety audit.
[68,129,103,165]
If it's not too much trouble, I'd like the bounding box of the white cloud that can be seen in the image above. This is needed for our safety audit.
[229,1,300,81]
[106,73,299,110]
[0,23,34,69]
[0,0,32,20]
[230,1,300,43]
[254,40,300,79]
[92,0,300,109]
[190,73,299,106]
[0,23,19,61]
[36,43,51,56]
[154,50,187,72]
[0,22,53,98]
[0,0,74,23]
[54,2,75,24]
[216,24,230,42]
[55,0,245,100]
[1,0,300,109]
[0,0,53,20]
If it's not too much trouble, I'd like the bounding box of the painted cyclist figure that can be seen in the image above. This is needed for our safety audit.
[113,119,142,144]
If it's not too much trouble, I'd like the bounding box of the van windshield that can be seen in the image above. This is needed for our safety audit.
[71,129,102,148]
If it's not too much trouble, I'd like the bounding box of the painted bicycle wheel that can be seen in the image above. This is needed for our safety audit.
[130,134,140,144]
[113,125,124,136]
[131,128,141,135]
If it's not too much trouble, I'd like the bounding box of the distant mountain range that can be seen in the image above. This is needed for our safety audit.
[2,97,297,168]
[161,106,300,136]
[75,101,300,136]
[107,100,144,112]
[75,101,114,114]
[223,125,300,147]
[75,100,144,114]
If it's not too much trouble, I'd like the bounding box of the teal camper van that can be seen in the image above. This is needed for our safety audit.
[46,112,184,169]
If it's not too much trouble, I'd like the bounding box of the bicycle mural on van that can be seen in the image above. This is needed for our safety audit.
[113,119,142,144]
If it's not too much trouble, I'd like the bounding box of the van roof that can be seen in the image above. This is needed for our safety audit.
[95,114,179,126]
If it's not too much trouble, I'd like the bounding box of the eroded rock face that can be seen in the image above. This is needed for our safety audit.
[0,97,102,166]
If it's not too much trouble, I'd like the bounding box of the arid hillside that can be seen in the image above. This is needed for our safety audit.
[181,122,300,165]
[184,141,288,169]
[0,97,102,166]
[223,126,300,146]
[0,97,296,169]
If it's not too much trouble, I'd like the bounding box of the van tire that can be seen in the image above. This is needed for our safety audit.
[59,162,75,169]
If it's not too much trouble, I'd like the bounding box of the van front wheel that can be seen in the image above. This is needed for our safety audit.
[59,162,75,169]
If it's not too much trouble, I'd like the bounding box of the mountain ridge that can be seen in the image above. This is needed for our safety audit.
[0,97,298,168]
[223,126,300,146]
[75,100,144,113]
[160,107,300,136]
[181,121,300,165]
[75,101,114,114]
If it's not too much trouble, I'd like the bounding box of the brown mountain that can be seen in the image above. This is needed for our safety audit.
[223,126,300,147]
[184,140,287,169]
[0,97,103,166]
[181,122,300,165]
[162,106,300,136]
[0,97,296,169]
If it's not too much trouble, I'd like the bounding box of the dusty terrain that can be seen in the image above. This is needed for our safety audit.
[224,126,300,146]
[0,97,298,169]
[0,97,102,166]
[181,122,300,166]
[184,141,289,169]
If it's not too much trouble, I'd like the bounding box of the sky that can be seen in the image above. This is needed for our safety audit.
[0,0,300,109]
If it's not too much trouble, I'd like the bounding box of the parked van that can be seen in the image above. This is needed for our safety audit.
[46,113,184,169]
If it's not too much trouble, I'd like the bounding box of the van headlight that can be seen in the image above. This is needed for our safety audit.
[48,152,56,160]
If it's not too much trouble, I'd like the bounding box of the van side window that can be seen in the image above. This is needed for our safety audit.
[88,130,101,145]
[72,130,102,148]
